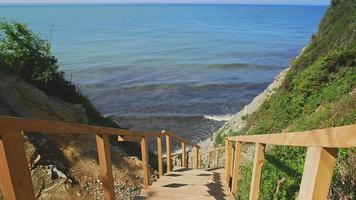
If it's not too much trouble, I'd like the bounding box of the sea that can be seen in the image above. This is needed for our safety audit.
[0,4,327,144]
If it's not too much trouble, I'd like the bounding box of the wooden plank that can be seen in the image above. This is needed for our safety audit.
[228,124,356,148]
[225,139,233,186]
[96,134,115,200]
[0,131,35,200]
[117,135,141,142]
[141,136,150,190]
[0,116,161,137]
[156,135,163,177]
[216,148,220,168]
[182,142,187,168]
[298,147,338,200]
[249,143,266,200]
[164,131,200,148]
[208,152,211,168]
[166,135,172,173]
[231,141,242,195]
[230,145,234,177]
[194,147,200,169]
[198,149,201,169]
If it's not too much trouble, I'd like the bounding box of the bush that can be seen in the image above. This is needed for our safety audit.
[0,19,118,127]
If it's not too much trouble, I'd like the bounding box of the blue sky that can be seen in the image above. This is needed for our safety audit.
[0,0,330,5]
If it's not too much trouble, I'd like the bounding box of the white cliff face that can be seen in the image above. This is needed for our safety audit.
[212,42,311,143]
[218,67,290,135]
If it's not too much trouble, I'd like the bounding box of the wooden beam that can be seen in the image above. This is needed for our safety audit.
[228,125,356,148]
[249,143,266,200]
[0,116,161,137]
[208,151,211,168]
[216,148,220,168]
[194,147,199,169]
[198,149,201,169]
[225,139,233,186]
[182,142,187,168]
[141,136,150,190]
[166,134,172,173]
[0,132,35,200]
[231,141,242,195]
[117,135,141,142]
[298,147,338,200]
[96,134,115,200]
[156,135,163,177]
[164,131,201,148]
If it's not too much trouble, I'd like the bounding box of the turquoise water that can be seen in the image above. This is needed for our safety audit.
[0,4,327,133]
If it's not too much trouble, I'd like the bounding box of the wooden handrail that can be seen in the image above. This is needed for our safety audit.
[0,116,160,137]
[227,124,356,147]
[0,116,200,200]
[163,130,201,148]
[225,124,356,200]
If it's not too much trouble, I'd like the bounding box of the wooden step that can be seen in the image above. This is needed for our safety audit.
[135,167,234,200]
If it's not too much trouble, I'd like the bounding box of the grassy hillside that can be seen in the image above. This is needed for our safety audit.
[216,0,356,199]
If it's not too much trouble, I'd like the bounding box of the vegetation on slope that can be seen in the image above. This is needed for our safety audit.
[0,19,117,127]
[216,0,356,199]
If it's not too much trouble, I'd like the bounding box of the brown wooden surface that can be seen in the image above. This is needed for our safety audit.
[0,116,160,137]
[298,147,338,200]
[207,151,211,168]
[135,167,234,200]
[96,134,115,200]
[228,125,356,148]
[231,141,242,195]
[118,135,141,142]
[216,148,220,168]
[194,147,199,169]
[249,143,265,200]
[141,136,150,189]
[156,135,163,177]
[225,139,233,187]
[181,142,187,168]
[0,131,35,200]
[164,130,200,148]
[166,134,172,173]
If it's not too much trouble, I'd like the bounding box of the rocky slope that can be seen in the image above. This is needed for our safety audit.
[0,69,145,200]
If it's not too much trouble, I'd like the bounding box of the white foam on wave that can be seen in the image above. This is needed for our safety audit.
[204,114,233,122]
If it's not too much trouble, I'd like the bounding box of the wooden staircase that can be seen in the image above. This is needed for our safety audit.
[135,167,234,200]
[0,116,355,200]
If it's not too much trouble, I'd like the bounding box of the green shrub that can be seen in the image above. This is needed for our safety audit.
[215,1,356,199]
[0,19,117,127]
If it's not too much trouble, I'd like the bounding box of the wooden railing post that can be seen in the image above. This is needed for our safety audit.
[216,148,220,168]
[249,143,266,200]
[182,142,187,168]
[141,136,150,189]
[166,134,172,173]
[156,135,163,177]
[225,139,233,187]
[232,141,242,195]
[208,151,211,168]
[194,147,199,169]
[96,134,115,200]
[298,147,338,200]
[198,148,201,169]
[0,132,35,200]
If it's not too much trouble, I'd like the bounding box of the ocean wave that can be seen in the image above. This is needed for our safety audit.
[204,114,233,122]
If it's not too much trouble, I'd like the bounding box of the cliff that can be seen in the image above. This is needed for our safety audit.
[0,69,147,200]
[0,19,151,199]
[214,0,356,199]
